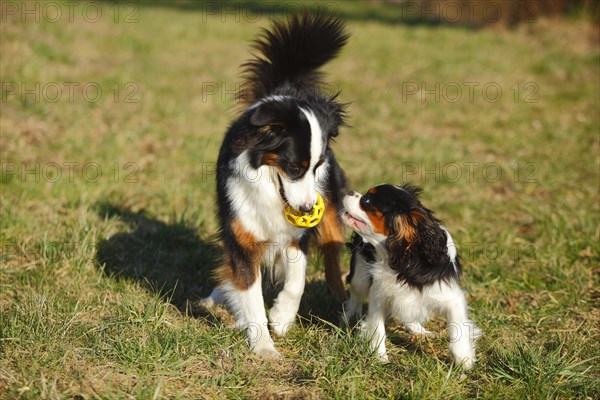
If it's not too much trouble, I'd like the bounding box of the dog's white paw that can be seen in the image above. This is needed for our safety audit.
[405,322,434,336]
[450,342,477,370]
[377,352,389,363]
[252,344,282,360]
[270,321,293,337]
[198,297,215,308]
[269,307,295,337]
[199,288,225,308]
[460,356,476,370]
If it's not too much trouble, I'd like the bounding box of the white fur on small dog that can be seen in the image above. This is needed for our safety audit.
[343,192,481,369]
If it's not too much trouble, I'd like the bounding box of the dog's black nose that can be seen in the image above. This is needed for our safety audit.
[299,204,313,213]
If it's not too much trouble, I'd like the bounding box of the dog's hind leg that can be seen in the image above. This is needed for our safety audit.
[322,242,347,301]
[200,287,226,308]
[315,202,348,301]
[442,290,479,370]
[404,322,434,336]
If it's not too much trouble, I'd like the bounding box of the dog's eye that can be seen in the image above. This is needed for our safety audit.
[360,195,372,209]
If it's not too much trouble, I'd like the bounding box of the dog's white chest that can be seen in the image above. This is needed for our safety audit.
[225,158,303,243]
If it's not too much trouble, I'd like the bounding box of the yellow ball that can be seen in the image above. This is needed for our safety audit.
[283,193,325,228]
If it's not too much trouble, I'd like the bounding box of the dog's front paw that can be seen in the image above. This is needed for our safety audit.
[450,342,476,370]
[269,307,295,337]
[251,344,282,360]
[270,321,293,337]
[459,355,476,370]
[358,321,389,363]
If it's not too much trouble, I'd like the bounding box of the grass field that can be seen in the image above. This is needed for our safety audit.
[1,1,599,399]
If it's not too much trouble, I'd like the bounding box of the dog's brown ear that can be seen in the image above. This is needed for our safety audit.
[385,208,452,290]
[387,209,449,265]
[386,210,423,250]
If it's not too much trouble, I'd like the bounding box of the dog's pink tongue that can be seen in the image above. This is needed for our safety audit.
[343,212,365,230]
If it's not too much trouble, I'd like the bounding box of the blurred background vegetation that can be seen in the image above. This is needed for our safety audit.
[374,0,600,26]
[1,0,598,398]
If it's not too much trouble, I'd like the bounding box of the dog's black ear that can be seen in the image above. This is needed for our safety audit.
[415,216,450,268]
[249,100,294,129]
[249,103,279,127]
[321,95,348,139]
[248,102,291,154]
[385,212,419,282]
[385,208,453,289]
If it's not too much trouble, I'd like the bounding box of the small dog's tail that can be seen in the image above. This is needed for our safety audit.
[239,11,349,106]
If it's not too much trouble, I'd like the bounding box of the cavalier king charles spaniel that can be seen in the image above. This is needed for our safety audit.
[341,184,481,369]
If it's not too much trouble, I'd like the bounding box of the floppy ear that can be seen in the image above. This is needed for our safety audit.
[249,101,294,130]
[414,214,451,268]
[246,101,295,156]
[325,98,348,139]
[384,212,419,282]
[385,209,449,268]
[385,211,421,252]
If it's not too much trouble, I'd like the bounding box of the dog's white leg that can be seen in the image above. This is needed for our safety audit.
[223,275,281,360]
[445,294,478,370]
[269,244,306,337]
[362,290,388,362]
[342,292,363,325]
[342,253,371,325]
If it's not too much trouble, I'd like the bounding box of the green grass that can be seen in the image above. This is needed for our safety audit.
[1,1,599,399]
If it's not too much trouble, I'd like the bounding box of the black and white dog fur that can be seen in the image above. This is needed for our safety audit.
[202,13,350,359]
[341,184,481,369]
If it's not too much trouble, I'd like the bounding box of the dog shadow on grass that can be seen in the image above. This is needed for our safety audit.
[95,202,346,328]
[95,202,224,323]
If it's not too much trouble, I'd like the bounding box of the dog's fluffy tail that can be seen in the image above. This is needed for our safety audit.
[239,11,349,106]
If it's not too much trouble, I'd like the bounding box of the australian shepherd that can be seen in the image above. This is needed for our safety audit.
[202,12,350,359]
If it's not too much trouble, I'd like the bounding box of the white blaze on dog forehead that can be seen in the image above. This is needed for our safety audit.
[299,107,324,168]
[279,107,324,210]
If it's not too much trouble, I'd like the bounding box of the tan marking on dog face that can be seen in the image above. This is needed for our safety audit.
[364,209,386,236]
[261,153,279,167]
